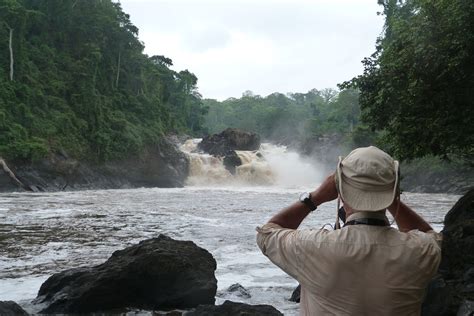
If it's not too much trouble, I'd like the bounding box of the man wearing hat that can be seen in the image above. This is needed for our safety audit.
[256,146,441,315]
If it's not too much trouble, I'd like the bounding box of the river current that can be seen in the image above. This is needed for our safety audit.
[0,143,462,314]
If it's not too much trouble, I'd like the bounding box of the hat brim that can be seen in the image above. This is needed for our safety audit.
[336,158,399,211]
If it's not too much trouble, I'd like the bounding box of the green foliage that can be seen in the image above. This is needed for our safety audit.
[342,0,474,163]
[0,0,208,162]
[203,88,363,144]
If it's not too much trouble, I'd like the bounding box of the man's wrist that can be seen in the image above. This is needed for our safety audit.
[299,192,317,211]
[310,190,322,208]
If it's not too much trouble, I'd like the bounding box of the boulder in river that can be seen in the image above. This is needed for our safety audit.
[422,189,474,315]
[222,150,242,175]
[186,300,283,315]
[198,128,260,156]
[289,284,301,303]
[225,283,251,298]
[34,235,217,314]
[0,301,29,315]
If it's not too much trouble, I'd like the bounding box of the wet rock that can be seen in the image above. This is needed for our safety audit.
[0,158,32,192]
[457,300,474,316]
[103,136,189,188]
[441,189,474,275]
[35,235,217,314]
[226,283,251,298]
[422,275,454,316]
[186,300,283,316]
[422,189,474,316]
[1,136,189,192]
[198,128,260,156]
[154,311,184,316]
[289,284,301,303]
[0,166,19,192]
[0,301,29,315]
[223,151,242,175]
[292,133,344,168]
[400,167,474,194]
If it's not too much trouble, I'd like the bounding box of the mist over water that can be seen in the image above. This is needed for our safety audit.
[259,143,325,188]
[0,141,461,315]
[181,140,325,189]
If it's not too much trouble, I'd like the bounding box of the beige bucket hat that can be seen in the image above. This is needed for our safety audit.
[336,146,399,211]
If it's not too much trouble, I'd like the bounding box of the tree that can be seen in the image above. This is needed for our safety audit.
[0,0,28,81]
[202,88,361,143]
[342,0,474,163]
[0,0,208,162]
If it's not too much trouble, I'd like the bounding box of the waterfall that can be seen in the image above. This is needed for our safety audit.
[180,139,324,188]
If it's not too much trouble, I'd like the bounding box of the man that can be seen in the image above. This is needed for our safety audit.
[256,146,441,316]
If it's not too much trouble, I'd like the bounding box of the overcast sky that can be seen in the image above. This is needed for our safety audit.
[120,0,385,100]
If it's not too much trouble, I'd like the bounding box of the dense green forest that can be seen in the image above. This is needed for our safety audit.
[203,88,369,147]
[343,0,474,163]
[0,0,208,162]
[1,0,472,168]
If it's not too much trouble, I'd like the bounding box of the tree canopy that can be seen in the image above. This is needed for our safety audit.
[203,88,363,145]
[0,0,208,162]
[342,0,474,163]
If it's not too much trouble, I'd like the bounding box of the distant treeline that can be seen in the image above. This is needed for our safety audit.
[0,0,208,162]
[203,89,372,147]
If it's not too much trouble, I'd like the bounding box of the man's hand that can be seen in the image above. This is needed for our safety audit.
[388,199,434,232]
[310,173,338,207]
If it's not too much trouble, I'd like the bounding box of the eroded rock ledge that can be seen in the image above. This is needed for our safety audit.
[0,136,189,192]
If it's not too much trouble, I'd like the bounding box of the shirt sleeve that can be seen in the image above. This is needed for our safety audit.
[256,222,304,281]
[406,229,442,279]
[424,230,443,247]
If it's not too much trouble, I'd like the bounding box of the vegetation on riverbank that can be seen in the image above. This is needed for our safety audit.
[0,0,208,163]
[1,0,472,194]
[342,0,473,164]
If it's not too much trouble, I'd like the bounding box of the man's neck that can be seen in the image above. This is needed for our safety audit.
[346,211,389,224]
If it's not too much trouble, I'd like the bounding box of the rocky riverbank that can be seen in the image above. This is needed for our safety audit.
[422,189,474,315]
[0,136,189,193]
[0,129,263,193]
[1,129,471,194]
[2,235,282,316]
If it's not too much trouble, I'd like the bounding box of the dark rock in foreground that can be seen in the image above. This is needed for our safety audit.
[289,284,301,303]
[422,189,474,316]
[0,301,29,315]
[198,128,260,156]
[35,235,217,314]
[186,300,283,316]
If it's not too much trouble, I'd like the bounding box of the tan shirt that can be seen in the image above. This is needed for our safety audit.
[256,212,442,316]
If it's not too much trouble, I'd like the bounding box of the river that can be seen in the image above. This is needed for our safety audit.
[0,143,461,314]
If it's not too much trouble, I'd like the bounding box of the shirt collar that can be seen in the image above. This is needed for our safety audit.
[346,211,389,225]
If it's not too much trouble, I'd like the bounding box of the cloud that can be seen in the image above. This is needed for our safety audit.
[120,0,384,100]
[181,26,231,53]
